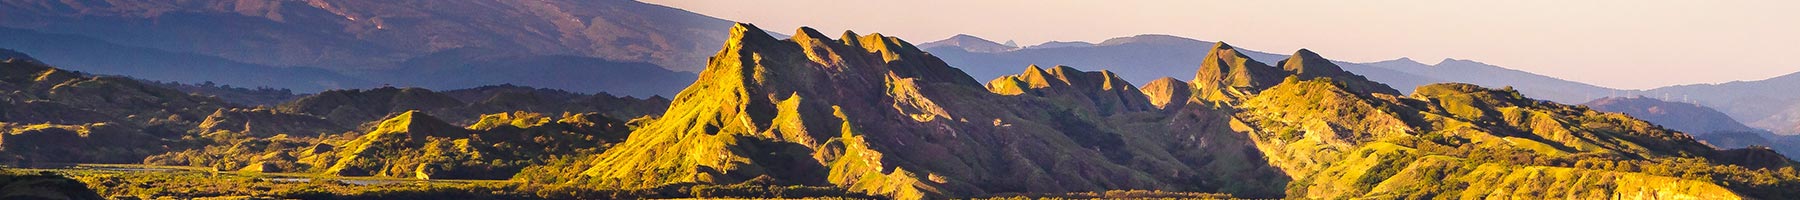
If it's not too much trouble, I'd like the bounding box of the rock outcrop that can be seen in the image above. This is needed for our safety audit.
[575,23,1289,199]
[575,24,1792,199]
[1276,49,1401,95]
[1191,42,1287,103]
[1233,79,1767,199]
[1139,77,1192,111]
[309,110,628,179]
[985,65,1155,115]
[198,108,349,137]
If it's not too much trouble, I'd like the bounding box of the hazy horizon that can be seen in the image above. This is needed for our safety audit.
[643,0,1800,90]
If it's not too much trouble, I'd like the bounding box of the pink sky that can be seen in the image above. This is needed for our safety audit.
[643,0,1800,89]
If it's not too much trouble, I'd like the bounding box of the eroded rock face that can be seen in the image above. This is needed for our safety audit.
[1234,80,1758,199]
[575,23,1289,199]
[198,107,348,137]
[1191,42,1287,103]
[1276,49,1401,95]
[2,19,1790,199]
[308,110,627,180]
[1139,77,1192,111]
[574,23,1791,199]
[986,65,1155,115]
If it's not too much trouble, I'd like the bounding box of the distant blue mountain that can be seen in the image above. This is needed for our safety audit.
[0,27,374,92]
[0,0,734,96]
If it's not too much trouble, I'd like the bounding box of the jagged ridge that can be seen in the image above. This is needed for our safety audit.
[574,23,1291,199]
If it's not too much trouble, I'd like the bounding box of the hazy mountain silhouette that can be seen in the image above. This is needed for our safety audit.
[1638,72,1800,135]
[917,34,1017,53]
[1361,57,1624,103]
[1023,41,1096,49]
[0,0,737,72]
[0,0,735,96]
[1585,97,1771,145]
[376,48,696,97]
[0,28,373,91]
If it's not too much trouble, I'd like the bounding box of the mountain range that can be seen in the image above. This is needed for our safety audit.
[4,1,1800,198]
[570,23,1796,199]
[4,22,1799,198]
[920,34,1800,136]
[919,34,1615,104]
[1637,72,1800,135]
[1583,96,1800,160]
[0,0,730,97]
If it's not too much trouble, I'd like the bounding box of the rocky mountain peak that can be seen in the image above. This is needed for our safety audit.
[793,26,832,41]
[839,30,864,47]
[1139,77,1192,110]
[1190,41,1286,103]
[1280,49,1340,74]
[369,110,464,139]
[725,23,783,49]
[985,65,1153,114]
[1277,49,1402,95]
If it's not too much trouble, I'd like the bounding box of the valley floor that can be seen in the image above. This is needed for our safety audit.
[11,164,1233,199]
[11,163,889,199]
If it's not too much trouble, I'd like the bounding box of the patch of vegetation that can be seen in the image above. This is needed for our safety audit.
[12,167,879,199]
[0,169,104,200]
